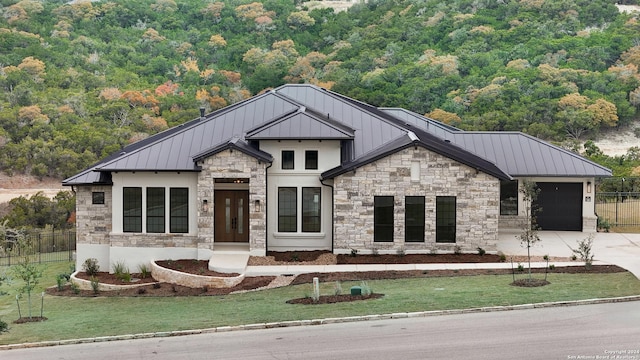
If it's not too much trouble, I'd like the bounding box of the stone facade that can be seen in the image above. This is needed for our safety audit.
[197,149,268,255]
[333,146,500,253]
[75,186,112,245]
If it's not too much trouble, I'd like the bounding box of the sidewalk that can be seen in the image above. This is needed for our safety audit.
[244,231,640,279]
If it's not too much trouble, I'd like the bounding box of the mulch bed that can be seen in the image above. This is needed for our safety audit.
[48,250,627,301]
[47,276,275,297]
[267,250,503,264]
[287,293,384,305]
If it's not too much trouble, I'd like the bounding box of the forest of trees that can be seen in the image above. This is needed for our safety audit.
[2,0,640,180]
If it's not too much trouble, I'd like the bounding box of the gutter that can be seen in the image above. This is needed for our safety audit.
[320,178,334,253]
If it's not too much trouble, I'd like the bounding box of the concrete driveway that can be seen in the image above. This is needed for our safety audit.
[498,230,640,279]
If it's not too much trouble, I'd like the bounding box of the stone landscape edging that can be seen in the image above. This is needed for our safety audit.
[2,294,640,351]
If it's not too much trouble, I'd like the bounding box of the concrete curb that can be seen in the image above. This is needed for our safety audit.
[2,294,640,351]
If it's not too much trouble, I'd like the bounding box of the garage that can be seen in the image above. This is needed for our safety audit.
[534,182,583,231]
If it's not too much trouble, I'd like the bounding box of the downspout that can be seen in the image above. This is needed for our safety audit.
[320,178,334,253]
[264,161,273,254]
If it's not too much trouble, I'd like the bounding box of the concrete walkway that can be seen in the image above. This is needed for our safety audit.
[242,231,640,279]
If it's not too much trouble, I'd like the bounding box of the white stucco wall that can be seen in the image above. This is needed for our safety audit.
[260,140,341,251]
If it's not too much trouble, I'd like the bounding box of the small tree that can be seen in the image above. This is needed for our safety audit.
[572,234,595,269]
[516,180,541,280]
[11,233,45,319]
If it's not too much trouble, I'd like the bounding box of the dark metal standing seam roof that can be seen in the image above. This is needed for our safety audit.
[274,85,408,157]
[64,84,611,187]
[380,108,611,178]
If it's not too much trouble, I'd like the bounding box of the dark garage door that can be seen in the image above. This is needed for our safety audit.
[534,182,583,231]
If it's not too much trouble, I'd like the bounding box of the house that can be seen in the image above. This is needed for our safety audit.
[63,84,611,272]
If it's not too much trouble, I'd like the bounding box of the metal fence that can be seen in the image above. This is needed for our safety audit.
[0,230,76,267]
[595,192,640,227]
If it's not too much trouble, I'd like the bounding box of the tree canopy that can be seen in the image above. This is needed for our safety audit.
[1,0,640,178]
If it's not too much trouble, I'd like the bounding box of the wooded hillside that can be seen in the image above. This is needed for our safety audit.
[2,0,640,179]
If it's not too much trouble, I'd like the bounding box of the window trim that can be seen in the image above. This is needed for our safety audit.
[281,150,295,170]
[305,150,318,170]
[278,187,297,232]
[500,180,518,216]
[169,187,189,233]
[92,192,105,205]
[436,196,456,243]
[405,196,425,242]
[146,187,165,233]
[374,196,394,242]
[302,187,321,232]
[123,187,142,233]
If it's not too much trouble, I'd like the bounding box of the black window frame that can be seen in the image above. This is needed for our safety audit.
[282,150,295,170]
[405,196,425,242]
[146,187,165,233]
[302,187,321,232]
[500,180,518,215]
[278,187,297,232]
[169,188,189,233]
[305,150,318,170]
[374,196,394,242]
[92,191,105,205]
[436,196,456,243]
[123,187,142,233]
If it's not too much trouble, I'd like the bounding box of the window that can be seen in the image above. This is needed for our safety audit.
[123,187,142,232]
[405,196,425,242]
[282,150,294,170]
[500,180,518,215]
[278,187,297,232]
[305,150,318,170]
[436,196,456,243]
[146,188,165,233]
[302,188,321,232]
[170,188,189,233]
[92,192,105,205]
[374,196,394,242]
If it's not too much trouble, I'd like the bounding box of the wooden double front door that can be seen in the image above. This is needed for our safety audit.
[214,190,249,242]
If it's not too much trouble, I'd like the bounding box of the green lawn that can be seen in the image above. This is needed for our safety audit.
[1,262,640,345]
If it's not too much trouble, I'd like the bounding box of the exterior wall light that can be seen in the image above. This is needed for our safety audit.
[254,199,261,212]
[202,199,209,213]
[587,181,592,193]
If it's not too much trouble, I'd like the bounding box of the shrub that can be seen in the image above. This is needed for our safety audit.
[0,319,8,333]
[499,253,506,262]
[350,248,358,257]
[334,281,342,295]
[572,234,595,269]
[70,282,80,294]
[453,245,462,255]
[360,281,372,296]
[477,247,486,256]
[137,264,151,279]
[113,261,131,282]
[82,258,100,276]
[56,274,66,291]
[138,288,147,295]
[90,276,100,294]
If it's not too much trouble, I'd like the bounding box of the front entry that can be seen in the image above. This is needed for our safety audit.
[214,190,249,242]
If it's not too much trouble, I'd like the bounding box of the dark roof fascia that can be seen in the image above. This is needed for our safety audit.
[62,170,113,186]
[192,138,273,164]
[321,133,512,181]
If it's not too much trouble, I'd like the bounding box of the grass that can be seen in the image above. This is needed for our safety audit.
[596,199,640,227]
[1,262,640,345]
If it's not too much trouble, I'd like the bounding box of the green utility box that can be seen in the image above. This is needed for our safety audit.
[350,286,362,295]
